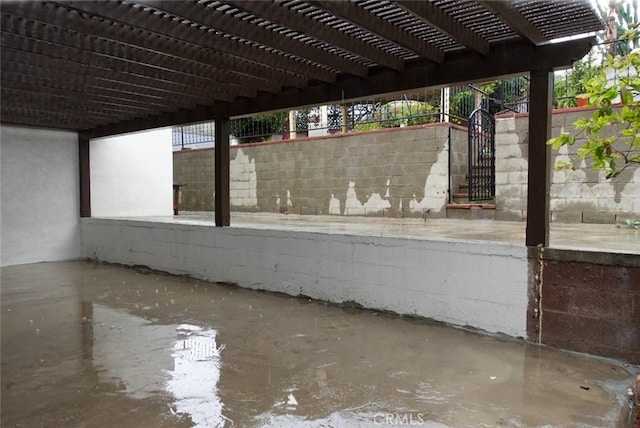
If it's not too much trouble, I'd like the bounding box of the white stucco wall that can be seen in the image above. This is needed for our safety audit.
[0,125,81,266]
[91,128,173,217]
[81,219,529,337]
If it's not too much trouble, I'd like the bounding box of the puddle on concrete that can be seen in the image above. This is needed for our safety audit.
[1,261,637,427]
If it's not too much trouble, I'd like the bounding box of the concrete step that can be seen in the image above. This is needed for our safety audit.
[446,203,496,220]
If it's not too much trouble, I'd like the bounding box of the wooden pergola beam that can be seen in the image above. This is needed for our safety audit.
[226,0,405,71]
[477,1,548,45]
[84,37,593,139]
[310,0,444,63]
[0,31,243,102]
[145,1,369,78]
[3,2,285,94]
[396,0,490,55]
[1,48,228,106]
[59,0,337,83]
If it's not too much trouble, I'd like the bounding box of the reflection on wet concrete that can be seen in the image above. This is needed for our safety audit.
[1,261,637,427]
[168,324,226,427]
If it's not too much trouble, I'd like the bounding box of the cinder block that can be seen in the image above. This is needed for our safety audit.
[582,212,615,224]
[495,209,524,221]
[551,211,583,223]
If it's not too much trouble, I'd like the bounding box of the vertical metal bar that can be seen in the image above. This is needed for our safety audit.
[447,126,452,204]
[215,118,230,227]
[79,133,91,217]
[468,111,473,200]
[490,116,496,199]
[526,70,553,247]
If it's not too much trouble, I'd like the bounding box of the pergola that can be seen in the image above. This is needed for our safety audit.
[0,0,603,246]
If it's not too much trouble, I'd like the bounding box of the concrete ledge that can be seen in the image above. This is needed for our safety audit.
[528,247,640,268]
[81,217,529,338]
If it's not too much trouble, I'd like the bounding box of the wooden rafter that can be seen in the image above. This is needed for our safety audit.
[476,0,548,45]
[396,1,490,55]
[0,30,245,101]
[0,0,603,134]
[85,38,594,139]
[225,0,405,71]
[5,2,286,94]
[142,0,369,78]
[310,0,444,63]
[1,48,227,106]
[59,0,337,83]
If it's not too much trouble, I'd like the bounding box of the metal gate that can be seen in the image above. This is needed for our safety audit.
[467,109,495,201]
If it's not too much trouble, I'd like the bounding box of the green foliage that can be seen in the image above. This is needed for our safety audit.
[548,27,640,178]
[484,76,530,114]
[554,58,602,108]
[599,0,640,54]
[449,90,474,124]
[230,113,286,144]
[354,100,438,131]
[379,100,438,127]
[621,218,640,228]
[354,122,383,132]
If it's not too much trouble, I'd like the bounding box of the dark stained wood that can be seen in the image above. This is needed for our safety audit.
[79,133,91,217]
[225,0,405,71]
[59,0,337,83]
[214,118,231,227]
[85,38,593,139]
[477,1,548,45]
[526,70,553,247]
[146,1,369,77]
[0,0,603,136]
[4,2,285,93]
[0,29,254,100]
[311,0,444,63]
[1,48,228,106]
[396,1,490,55]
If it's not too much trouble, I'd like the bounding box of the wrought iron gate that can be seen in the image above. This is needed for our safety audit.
[467,109,495,201]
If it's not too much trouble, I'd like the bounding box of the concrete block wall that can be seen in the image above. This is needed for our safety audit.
[449,126,468,195]
[494,115,529,221]
[174,108,638,223]
[81,218,529,337]
[174,123,467,217]
[173,148,214,211]
[495,107,640,223]
[529,249,640,364]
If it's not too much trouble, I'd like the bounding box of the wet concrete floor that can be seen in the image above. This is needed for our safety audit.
[2,261,638,427]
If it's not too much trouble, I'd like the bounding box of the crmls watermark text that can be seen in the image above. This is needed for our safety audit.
[373,412,426,425]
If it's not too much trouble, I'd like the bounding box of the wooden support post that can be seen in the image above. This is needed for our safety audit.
[288,110,297,139]
[79,133,91,217]
[341,104,348,133]
[215,118,230,227]
[526,70,553,247]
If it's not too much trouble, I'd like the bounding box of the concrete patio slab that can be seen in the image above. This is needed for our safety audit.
[1,261,637,427]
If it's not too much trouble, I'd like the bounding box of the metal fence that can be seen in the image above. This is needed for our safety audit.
[171,82,519,149]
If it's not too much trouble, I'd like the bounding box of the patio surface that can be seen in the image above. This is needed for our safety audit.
[1,261,638,427]
[126,212,640,255]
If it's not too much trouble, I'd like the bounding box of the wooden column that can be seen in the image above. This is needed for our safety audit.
[79,133,91,217]
[215,118,230,227]
[526,70,553,247]
[288,110,297,139]
[341,105,348,133]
